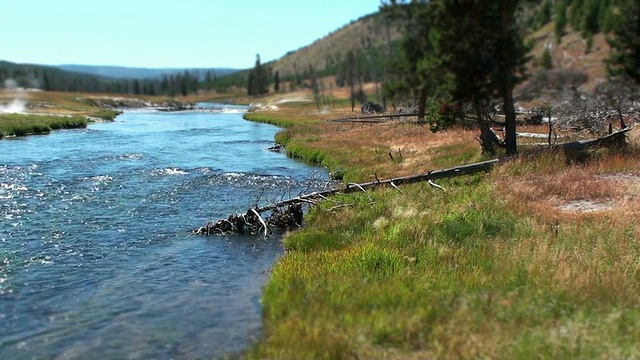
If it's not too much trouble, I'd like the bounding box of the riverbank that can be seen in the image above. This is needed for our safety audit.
[241,95,640,359]
[0,113,91,138]
[0,90,193,138]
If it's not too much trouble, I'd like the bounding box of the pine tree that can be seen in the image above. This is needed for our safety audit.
[274,71,280,92]
[133,79,141,95]
[537,0,552,28]
[569,0,584,31]
[555,0,568,43]
[601,5,614,33]
[346,50,357,111]
[540,47,553,70]
[381,1,439,121]
[606,0,640,83]
[247,54,269,96]
[433,0,528,154]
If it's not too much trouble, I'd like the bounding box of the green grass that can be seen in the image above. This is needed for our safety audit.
[0,113,88,137]
[248,174,640,359]
[88,108,121,121]
[238,99,640,359]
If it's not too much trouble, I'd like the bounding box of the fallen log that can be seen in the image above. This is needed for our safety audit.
[192,126,633,237]
[522,126,631,145]
[517,132,558,139]
[557,126,632,164]
[328,113,418,123]
[555,126,631,150]
[253,158,499,214]
[192,159,499,236]
[526,126,632,151]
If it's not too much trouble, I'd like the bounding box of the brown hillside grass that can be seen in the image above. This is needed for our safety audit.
[524,22,611,94]
[271,13,401,79]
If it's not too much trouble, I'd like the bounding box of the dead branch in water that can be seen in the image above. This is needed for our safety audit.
[192,159,499,237]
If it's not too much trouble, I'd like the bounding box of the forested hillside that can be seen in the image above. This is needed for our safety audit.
[234,0,637,104]
[237,0,638,157]
[211,11,401,95]
[56,64,237,80]
[2,0,637,102]
[0,60,226,96]
[270,13,401,85]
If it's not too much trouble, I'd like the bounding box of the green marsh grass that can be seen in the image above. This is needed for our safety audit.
[252,172,640,359]
[242,96,640,359]
[0,113,88,137]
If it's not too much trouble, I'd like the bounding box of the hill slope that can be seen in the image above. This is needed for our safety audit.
[246,9,614,99]
[269,12,401,79]
[524,22,611,94]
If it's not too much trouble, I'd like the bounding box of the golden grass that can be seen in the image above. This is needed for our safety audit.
[245,97,485,183]
[495,133,640,223]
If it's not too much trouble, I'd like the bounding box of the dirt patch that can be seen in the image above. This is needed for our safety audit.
[555,172,640,213]
[557,200,613,213]
[597,173,640,183]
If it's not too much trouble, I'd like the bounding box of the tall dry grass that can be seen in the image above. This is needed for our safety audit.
[246,105,485,182]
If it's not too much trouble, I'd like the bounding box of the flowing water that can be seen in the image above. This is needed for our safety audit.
[0,104,328,359]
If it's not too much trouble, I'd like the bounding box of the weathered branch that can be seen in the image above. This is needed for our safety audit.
[192,126,633,237]
[250,208,269,237]
[192,159,500,236]
[428,179,446,191]
[328,113,418,123]
[549,126,632,151]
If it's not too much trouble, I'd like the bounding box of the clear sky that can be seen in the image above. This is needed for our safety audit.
[1,0,382,69]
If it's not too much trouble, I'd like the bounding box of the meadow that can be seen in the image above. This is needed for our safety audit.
[242,94,640,359]
[4,87,638,358]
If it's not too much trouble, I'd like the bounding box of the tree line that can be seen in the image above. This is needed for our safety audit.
[375,0,639,155]
[0,61,236,96]
[240,0,638,157]
[3,0,639,140]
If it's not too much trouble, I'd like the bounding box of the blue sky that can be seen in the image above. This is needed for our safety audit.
[1,0,382,69]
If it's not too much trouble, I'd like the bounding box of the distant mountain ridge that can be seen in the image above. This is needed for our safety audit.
[0,59,239,95]
[56,64,239,80]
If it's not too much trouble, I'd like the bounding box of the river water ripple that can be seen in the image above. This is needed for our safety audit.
[0,104,328,359]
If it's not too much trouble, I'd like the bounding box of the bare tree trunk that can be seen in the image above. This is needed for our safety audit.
[417,88,427,123]
[475,98,500,154]
[503,89,517,154]
[476,101,493,153]
[501,0,518,155]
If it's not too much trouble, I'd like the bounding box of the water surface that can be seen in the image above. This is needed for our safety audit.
[0,104,327,359]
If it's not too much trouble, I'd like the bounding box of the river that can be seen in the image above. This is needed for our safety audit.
[0,104,328,359]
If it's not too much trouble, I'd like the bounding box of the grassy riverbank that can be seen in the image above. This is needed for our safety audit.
[0,90,191,138]
[0,113,89,137]
[242,97,640,359]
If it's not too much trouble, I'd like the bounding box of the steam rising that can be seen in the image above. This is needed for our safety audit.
[1,79,28,114]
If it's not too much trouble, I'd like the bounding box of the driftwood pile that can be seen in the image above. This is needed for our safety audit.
[192,203,304,236]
